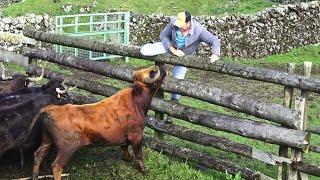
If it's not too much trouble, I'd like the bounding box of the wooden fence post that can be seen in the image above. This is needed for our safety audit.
[154,62,164,140]
[27,42,39,85]
[301,61,312,129]
[278,63,295,180]
[289,97,306,180]
[298,61,312,180]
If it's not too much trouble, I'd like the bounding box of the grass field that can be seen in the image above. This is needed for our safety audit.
[2,0,275,17]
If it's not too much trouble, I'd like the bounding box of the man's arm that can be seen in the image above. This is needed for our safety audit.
[160,20,174,50]
[199,28,221,57]
[160,19,185,57]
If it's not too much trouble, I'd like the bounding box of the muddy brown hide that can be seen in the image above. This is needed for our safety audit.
[30,65,166,179]
[0,80,70,160]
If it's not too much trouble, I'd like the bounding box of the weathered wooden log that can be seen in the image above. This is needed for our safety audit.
[295,161,320,177]
[306,127,320,135]
[146,116,291,165]
[163,77,300,129]
[143,136,271,180]
[23,29,320,94]
[27,65,119,97]
[150,99,310,152]
[0,49,29,67]
[23,48,300,129]
[27,66,311,151]
[23,47,132,82]
[309,145,320,153]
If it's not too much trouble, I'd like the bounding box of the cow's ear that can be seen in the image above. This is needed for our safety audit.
[132,71,138,81]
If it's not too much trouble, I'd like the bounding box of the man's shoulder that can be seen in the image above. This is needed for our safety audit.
[191,19,204,29]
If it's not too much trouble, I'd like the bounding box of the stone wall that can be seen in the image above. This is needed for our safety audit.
[0,14,53,52]
[130,1,320,58]
[0,1,319,58]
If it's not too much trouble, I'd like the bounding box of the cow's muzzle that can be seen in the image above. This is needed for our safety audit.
[143,66,160,84]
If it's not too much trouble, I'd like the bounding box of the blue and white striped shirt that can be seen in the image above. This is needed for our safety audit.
[175,29,186,49]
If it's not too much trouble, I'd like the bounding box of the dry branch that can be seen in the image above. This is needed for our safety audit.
[23,29,320,94]
[24,48,300,129]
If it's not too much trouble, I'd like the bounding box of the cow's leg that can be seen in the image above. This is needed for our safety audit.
[132,142,147,174]
[52,148,77,180]
[121,145,132,162]
[19,149,24,167]
[33,131,53,180]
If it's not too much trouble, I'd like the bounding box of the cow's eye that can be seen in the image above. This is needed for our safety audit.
[149,70,156,78]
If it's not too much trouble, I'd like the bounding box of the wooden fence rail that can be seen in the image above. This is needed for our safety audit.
[23,48,301,129]
[23,29,320,94]
[1,30,319,179]
[68,91,320,177]
[26,65,311,151]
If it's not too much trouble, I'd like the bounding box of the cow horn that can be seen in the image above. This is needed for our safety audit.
[56,80,77,94]
[1,62,13,80]
[27,66,44,82]
[143,66,160,84]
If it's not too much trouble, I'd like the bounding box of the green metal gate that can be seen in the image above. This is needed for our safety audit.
[55,12,130,61]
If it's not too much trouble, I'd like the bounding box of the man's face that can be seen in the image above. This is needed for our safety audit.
[180,21,191,32]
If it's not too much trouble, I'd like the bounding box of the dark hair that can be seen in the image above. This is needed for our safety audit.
[185,11,191,22]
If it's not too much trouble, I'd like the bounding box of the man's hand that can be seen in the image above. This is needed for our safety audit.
[169,46,185,57]
[210,54,220,63]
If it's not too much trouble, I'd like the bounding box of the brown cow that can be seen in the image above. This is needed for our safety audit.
[26,65,166,180]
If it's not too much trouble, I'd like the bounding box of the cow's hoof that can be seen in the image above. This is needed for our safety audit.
[135,161,147,175]
[140,167,147,175]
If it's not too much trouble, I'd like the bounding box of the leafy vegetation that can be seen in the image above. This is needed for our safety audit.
[3,0,275,17]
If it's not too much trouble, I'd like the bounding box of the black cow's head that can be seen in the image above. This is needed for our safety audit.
[0,63,44,95]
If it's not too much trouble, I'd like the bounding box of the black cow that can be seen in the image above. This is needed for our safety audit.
[0,62,44,95]
[0,80,74,166]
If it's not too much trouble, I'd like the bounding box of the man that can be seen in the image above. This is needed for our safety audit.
[140,11,221,123]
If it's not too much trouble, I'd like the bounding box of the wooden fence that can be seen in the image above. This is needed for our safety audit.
[1,29,320,179]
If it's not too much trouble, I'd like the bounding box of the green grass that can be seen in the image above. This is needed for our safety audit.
[225,44,320,73]
[3,0,275,17]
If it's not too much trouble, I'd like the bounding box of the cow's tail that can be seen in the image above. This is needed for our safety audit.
[10,108,48,149]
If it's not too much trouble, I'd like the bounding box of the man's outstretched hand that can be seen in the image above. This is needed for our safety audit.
[210,54,220,63]
[169,46,185,57]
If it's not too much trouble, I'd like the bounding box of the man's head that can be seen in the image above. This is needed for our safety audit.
[174,11,191,31]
